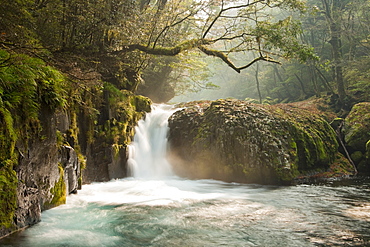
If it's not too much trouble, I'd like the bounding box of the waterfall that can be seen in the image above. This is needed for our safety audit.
[127,104,178,178]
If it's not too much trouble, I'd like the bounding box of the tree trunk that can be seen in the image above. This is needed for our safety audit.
[322,0,346,106]
[255,63,262,104]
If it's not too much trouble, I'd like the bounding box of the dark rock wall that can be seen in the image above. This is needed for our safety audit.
[1,91,151,237]
[6,108,81,238]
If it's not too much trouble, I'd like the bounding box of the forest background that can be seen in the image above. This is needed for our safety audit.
[2,0,369,111]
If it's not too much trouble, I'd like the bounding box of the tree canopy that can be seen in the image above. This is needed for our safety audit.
[1,0,369,106]
[111,0,314,73]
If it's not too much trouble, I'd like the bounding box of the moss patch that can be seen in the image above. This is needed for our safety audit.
[96,85,151,147]
[345,102,370,152]
[44,164,66,209]
[0,163,17,229]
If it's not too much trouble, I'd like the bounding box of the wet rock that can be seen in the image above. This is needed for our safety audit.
[10,109,82,237]
[344,102,370,152]
[59,145,80,194]
[344,102,370,174]
[168,99,354,185]
[82,91,151,183]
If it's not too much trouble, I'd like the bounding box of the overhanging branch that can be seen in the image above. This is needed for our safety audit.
[198,45,241,72]
[113,39,281,73]
[114,39,213,56]
[198,45,280,73]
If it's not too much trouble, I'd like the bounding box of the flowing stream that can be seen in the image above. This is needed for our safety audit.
[1,104,370,247]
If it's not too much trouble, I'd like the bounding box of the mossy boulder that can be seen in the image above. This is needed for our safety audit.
[344,102,370,152]
[168,99,354,185]
[344,102,370,174]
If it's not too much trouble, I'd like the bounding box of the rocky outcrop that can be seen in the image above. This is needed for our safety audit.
[1,108,81,237]
[168,99,355,185]
[81,91,151,183]
[59,145,80,194]
[344,102,370,174]
[0,46,152,238]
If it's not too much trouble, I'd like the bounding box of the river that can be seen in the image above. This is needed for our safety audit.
[1,105,369,247]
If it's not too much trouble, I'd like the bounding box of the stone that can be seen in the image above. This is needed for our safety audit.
[344,102,370,152]
[59,145,80,194]
[168,99,354,185]
[350,151,363,165]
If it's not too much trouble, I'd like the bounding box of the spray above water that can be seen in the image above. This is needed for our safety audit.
[127,104,179,178]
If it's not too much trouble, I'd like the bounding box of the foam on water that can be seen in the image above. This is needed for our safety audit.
[1,104,369,247]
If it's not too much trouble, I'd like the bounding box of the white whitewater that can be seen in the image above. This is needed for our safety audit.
[127,104,179,178]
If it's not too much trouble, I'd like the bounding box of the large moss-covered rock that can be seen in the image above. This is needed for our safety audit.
[168,99,354,184]
[344,102,370,174]
[344,102,370,152]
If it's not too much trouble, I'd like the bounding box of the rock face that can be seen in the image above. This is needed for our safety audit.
[344,102,370,174]
[81,91,151,183]
[6,108,81,237]
[0,49,152,238]
[168,99,354,184]
[59,145,81,194]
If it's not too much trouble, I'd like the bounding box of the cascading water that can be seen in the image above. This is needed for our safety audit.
[127,104,178,178]
[1,105,369,246]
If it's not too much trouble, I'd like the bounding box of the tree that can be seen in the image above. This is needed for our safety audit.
[111,0,314,76]
[320,0,347,106]
[1,0,317,102]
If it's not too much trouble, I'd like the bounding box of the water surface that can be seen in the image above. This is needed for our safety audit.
[2,104,369,246]
[1,177,369,246]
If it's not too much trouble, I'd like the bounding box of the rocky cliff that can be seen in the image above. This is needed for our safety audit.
[0,50,152,238]
[0,107,81,237]
[168,99,355,184]
[81,90,151,183]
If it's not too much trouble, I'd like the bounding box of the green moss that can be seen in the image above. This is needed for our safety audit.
[95,85,151,150]
[46,164,66,209]
[0,108,17,161]
[345,102,370,151]
[271,106,338,172]
[320,153,355,177]
[0,85,19,230]
[0,163,17,229]
[275,162,300,182]
[134,95,152,112]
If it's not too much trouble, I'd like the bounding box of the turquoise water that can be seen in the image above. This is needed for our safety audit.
[1,177,370,247]
[2,105,369,246]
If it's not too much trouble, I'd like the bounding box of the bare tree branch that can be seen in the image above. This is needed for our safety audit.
[153,11,195,48]
[202,0,265,39]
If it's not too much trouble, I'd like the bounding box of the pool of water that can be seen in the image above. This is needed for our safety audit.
[1,176,369,247]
